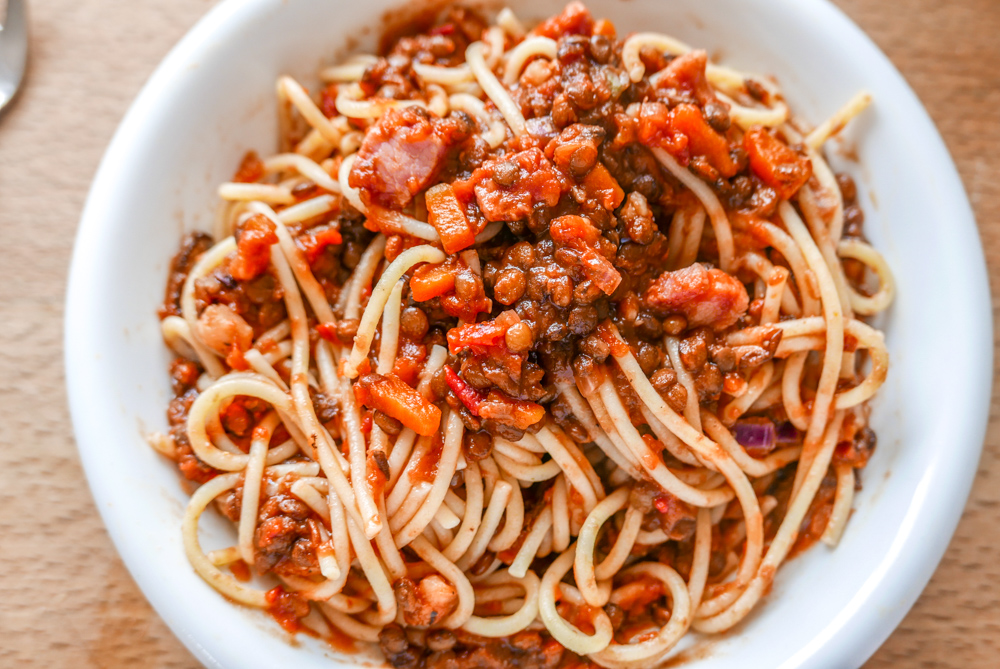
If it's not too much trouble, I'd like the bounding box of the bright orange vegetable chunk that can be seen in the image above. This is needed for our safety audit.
[743,126,812,199]
[425,183,476,254]
[670,103,737,178]
[410,262,456,302]
[354,373,441,436]
[581,163,624,210]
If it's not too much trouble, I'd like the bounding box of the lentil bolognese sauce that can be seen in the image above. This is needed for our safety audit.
[152,3,894,667]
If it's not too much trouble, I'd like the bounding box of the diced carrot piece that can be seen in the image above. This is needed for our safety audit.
[354,373,442,436]
[410,262,456,302]
[670,103,737,177]
[743,127,812,199]
[425,183,476,254]
[581,163,624,210]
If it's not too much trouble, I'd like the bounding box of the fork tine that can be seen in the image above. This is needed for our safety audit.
[0,0,28,113]
[2,0,26,31]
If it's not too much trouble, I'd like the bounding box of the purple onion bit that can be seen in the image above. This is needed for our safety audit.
[734,418,777,457]
[775,421,801,444]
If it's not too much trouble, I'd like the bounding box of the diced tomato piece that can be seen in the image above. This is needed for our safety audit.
[354,373,442,436]
[425,183,476,254]
[533,1,594,38]
[642,433,665,457]
[595,321,629,357]
[229,560,251,582]
[654,51,715,106]
[637,102,688,158]
[581,162,624,210]
[410,262,456,302]
[636,101,737,177]
[265,586,309,634]
[567,243,619,293]
[549,215,622,295]
[462,148,570,223]
[477,391,545,431]
[613,576,664,614]
[232,150,264,183]
[743,126,812,199]
[366,449,388,498]
[320,83,339,119]
[546,123,604,176]
[225,347,247,371]
[297,225,343,264]
[392,339,427,387]
[316,322,338,342]
[490,345,527,377]
[446,311,520,354]
[392,357,422,386]
[178,453,217,484]
[429,22,455,36]
[230,214,277,281]
[444,366,487,416]
[670,103,737,177]
[550,214,602,246]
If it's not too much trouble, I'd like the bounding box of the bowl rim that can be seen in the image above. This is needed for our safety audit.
[64,0,993,667]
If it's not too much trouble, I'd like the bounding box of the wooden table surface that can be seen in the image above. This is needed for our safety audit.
[1,0,997,666]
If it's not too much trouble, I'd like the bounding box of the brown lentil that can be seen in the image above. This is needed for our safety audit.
[493,267,527,305]
[400,306,429,340]
[504,321,534,352]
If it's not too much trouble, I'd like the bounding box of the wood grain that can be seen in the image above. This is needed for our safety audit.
[0,1,995,666]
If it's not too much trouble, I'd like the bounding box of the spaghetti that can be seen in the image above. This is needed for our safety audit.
[153,3,892,667]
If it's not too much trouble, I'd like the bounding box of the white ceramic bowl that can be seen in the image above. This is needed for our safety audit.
[65,0,992,667]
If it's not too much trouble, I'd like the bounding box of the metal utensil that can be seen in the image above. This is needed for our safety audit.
[0,0,28,114]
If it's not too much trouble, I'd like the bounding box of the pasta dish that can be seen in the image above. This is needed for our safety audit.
[152,3,893,666]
